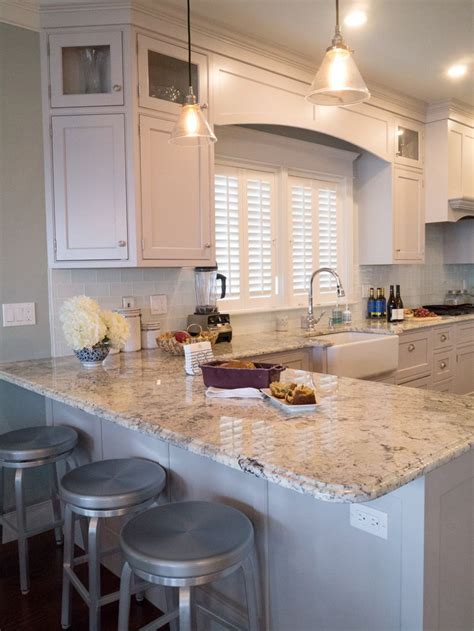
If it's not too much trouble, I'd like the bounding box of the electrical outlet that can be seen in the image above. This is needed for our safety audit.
[2,303,36,327]
[150,294,167,315]
[350,504,388,539]
[122,296,136,308]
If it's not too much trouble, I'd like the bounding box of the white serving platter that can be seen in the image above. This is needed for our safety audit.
[261,389,318,413]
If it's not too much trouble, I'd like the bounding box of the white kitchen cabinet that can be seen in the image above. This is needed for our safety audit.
[393,166,425,261]
[454,344,474,395]
[357,155,425,265]
[49,30,124,108]
[394,117,424,169]
[51,114,129,261]
[398,374,432,390]
[249,349,311,371]
[425,110,474,222]
[137,35,209,116]
[396,330,432,383]
[139,115,213,263]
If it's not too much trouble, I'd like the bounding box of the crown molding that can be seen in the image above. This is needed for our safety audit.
[426,99,474,126]
[0,0,39,30]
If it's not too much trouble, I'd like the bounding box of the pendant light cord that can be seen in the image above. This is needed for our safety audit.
[335,0,339,28]
[187,0,192,89]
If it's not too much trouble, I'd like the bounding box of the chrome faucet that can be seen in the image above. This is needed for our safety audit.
[306,267,345,330]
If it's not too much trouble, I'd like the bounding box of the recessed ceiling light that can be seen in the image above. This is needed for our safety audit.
[447,64,467,79]
[344,10,367,27]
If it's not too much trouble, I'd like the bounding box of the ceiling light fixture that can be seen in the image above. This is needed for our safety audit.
[306,0,370,106]
[169,0,217,146]
[344,10,367,27]
[447,64,467,79]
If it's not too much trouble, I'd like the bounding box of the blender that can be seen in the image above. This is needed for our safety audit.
[187,267,232,342]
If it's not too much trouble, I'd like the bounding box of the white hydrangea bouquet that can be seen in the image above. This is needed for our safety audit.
[60,296,129,366]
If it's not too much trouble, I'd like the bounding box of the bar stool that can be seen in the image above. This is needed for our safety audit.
[118,501,260,631]
[0,425,78,594]
[59,457,166,631]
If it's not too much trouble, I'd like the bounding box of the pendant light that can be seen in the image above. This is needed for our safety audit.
[306,0,370,106]
[169,0,217,146]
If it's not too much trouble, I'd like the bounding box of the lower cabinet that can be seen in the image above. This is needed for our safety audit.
[398,374,431,390]
[249,349,311,371]
[454,344,474,395]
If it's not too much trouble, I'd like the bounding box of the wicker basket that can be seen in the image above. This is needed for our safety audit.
[156,329,219,356]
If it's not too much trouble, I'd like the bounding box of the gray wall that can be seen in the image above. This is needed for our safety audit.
[0,23,50,509]
[0,23,51,362]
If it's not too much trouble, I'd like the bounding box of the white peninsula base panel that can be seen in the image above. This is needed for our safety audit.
[47,399,473,631]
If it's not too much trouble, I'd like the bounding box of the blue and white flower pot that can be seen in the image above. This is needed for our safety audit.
[74,343,110,368]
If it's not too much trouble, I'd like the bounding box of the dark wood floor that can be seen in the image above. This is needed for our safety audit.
[0,530,165,630]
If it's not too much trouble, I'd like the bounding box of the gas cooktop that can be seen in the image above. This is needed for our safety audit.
[423,304,474,316]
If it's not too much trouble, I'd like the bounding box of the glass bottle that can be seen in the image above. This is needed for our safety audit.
[367,288,376,319]
[387,285,397,322]
[395,285,404,321]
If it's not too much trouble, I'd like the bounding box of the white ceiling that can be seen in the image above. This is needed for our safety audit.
[161,0,474,106]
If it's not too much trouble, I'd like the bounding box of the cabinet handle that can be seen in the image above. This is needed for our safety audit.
[440,334,447,342]
[396,249,401,252]
[118,240,127,247]
[113,84,122,92]
[408,343,415,352]
[439,361,447,369]
[204,243,211,248]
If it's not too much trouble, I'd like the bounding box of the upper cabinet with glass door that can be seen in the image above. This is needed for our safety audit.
[49,31,124,107]
[394,117,424,169]
[137,35,209,115]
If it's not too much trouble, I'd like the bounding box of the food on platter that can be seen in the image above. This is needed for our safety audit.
[270,382,316,405]
[219,360,256,369]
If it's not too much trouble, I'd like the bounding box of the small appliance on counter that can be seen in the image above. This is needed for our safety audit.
[187,266,233,343]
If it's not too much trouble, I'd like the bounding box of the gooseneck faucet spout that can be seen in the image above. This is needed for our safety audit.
[306,267,345,329]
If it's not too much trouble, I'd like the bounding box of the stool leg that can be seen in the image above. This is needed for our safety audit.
[118,561,133,631]
[88,516,101,631]
[179,586,192,631]
[50,463,63,545]
[165,587,179,631]
[14,468,29,595]
[242,555,260,631]
[61,504,75,630]
[79,516,89,553]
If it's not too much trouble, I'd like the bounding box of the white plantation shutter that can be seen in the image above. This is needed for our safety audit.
[214,172,240,299]
[290,183,313,296]
[289,176,341,305]
[215,165,276,310]
[246,178,273,298]
[317,187,338,294]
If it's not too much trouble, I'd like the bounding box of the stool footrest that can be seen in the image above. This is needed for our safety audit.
[195,603,246,631]
[0,515,63,539]
[72,545,119,567]
[139,607,179,631]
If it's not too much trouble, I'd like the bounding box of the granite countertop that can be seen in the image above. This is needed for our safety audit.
[1,338,472,503]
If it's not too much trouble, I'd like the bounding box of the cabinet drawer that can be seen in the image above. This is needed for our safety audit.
[456,321,474,347]
[432,349,455,383]
[433,326,454,350]
[250,349,310,371]
[397,331,432,381]
[430,379,454,393]
[398,374,431,389]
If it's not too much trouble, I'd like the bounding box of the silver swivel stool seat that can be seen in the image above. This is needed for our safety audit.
[118,501,260,631]
[59,457,166,631]
[0,425,78,594]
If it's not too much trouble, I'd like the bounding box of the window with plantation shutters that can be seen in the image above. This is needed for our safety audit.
[215,165,276,310]
[288,176,341,306]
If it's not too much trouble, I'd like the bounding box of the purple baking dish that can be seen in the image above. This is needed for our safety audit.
[200,361,286,389]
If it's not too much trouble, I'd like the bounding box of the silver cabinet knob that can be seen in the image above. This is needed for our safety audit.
[440,334,447,342]
[408,344,415,352]
[440,361,447,369]
[113,84,122,92]
[118,240,127,247]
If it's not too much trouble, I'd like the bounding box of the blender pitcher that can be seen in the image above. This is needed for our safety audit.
[194,267,227,314]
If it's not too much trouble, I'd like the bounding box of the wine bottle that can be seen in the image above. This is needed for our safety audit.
[374,288,383,319]
[395,285,404,321]
[387,285,397,322]
[367,288,376,319]
[380,288,387,318]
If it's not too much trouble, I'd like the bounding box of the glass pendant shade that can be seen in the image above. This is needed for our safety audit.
[169,90,217,146]
[307,44,370,106]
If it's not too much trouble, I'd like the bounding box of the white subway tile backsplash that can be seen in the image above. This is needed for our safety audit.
[109,282,133,296]
[121,269,143,282]
[71,269,98,283]
[97,269,121,282]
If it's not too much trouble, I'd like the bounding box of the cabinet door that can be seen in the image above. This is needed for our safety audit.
[137,35,209,115]
[448,120,474,200]
[393,167,425,262]
[52,115,128,261]
[139,115,212,262]
[454,344,474,395]
[49,31,124,107]
[399,374,431,389]
[394,118,424,168]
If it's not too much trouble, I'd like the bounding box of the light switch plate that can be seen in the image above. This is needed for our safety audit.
[2,302,36,327]
[150,294,167,315]
[122,296,136,308]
